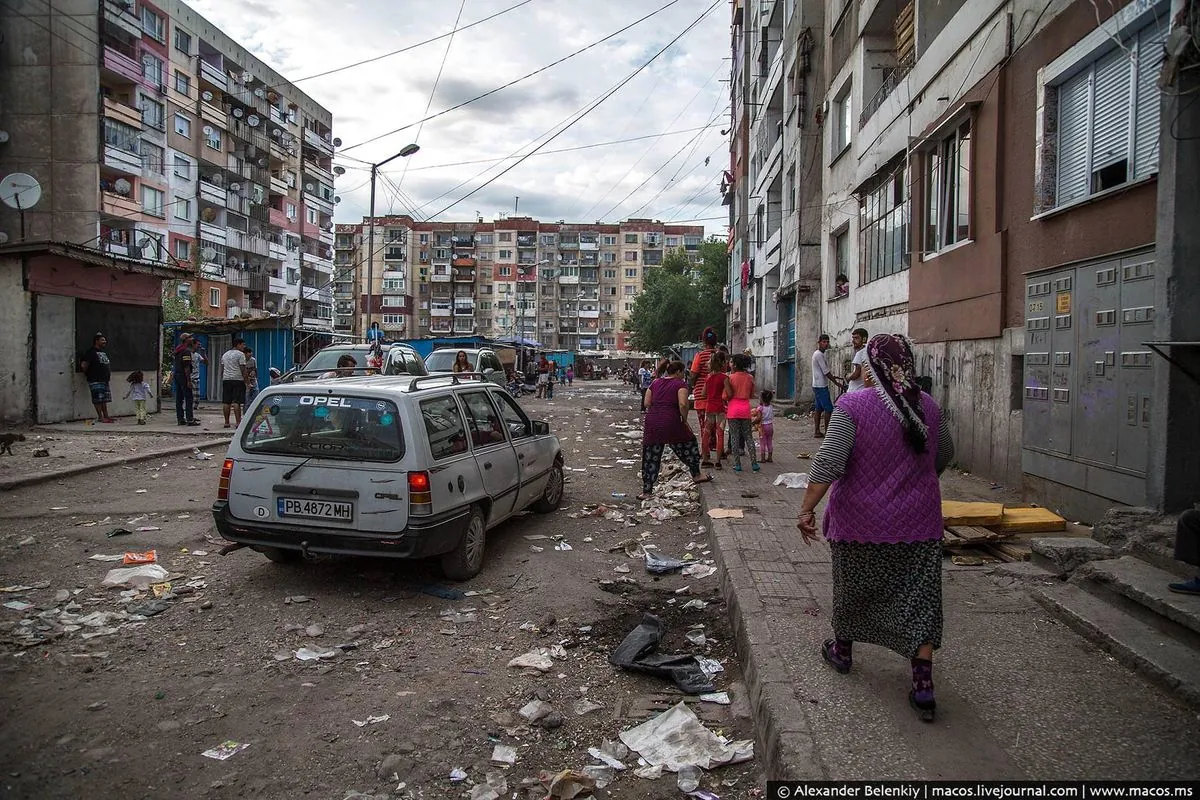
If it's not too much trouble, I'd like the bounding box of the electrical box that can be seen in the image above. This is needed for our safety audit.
[1022,248,1157,505]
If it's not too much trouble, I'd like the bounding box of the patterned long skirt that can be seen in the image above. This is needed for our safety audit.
[829,539,943,659]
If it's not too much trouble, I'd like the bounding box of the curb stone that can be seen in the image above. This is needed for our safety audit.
[0,438,232,491]
[701,491,828,780]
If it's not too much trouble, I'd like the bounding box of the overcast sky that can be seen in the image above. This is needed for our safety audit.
[190,0,729,230]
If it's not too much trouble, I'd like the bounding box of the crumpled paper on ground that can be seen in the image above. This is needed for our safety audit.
[619,700,754,771]
[773,472,810,489]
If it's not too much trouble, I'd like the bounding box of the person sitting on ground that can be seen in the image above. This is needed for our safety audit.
[1169,508,1200,595]
[638,360,712,501]
[321,354,357,379]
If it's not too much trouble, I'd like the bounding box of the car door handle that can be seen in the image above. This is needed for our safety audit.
[517,453,525,460]
[484,462,492,469]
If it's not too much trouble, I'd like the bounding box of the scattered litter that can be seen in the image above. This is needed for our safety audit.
[104,527,133,538]
[190,550,209,557]
[678,765,702,792]
[4,600,34,611]
[706,508,744,519]
[508,649,554,672]
[351,714,390,727]
[645,551,688,574]
[681,599,708,611]
[134,489,148,494]
[582,765,614,789]
[101,564,170,589]
[619,701,754,770]
[587,741,628,770]
[439,608,478,624]
[773,473,810,489]
[952,555,986,566]
[573,699,604,716]
[531,546,545,553]
[128,599,170,618]
[135,526,162,532]
[192,448,213,460]
[608,614,714,694]
[539,769,595,799]
[490,744,518,765]
[686,630,707,647]
[634,764,663,780]
[554,542,573,552]
[49,506,68,511]
[88,554,125,562]
[699,692,731,705]
[201,741,250,761]
[613,564,631,574]
[449,768,468,782]
[284,595,312,604]
[305,624,325,637]
[611,492,627,499]
[696,657,724,677]
[0,585,33,593]
[524,535,550,541]
[151,582,173,598]
[682,563,717,579]
[295,646,338,661]
[470,786,500,800]
[122,550,157,565]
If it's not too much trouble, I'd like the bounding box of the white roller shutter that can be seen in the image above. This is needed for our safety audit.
[1089,47,1133,171]
[1056,69,1091,205]
[1133,15,1168,179]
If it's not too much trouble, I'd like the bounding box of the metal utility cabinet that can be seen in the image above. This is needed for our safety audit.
[1022,247,1158,508]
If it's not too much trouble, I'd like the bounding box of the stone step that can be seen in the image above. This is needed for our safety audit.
[1030,536,1116,575]
[1078,555,1200,640]
[1128,538,1194,579]
[1031,582,1200,710]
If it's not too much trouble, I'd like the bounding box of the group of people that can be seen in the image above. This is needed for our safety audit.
[810,327,869,437]
[171,334,259,428]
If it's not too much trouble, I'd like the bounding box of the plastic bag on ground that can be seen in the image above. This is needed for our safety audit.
[100,564,170,589]
[644,551,688,574]
[608,613,715,694]
[619,700,754,771]
[773,472,810,489]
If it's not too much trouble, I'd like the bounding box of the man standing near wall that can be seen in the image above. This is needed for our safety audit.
[811,334,843,437]
[220,338,249,429]
[846,328,869,392]
[173,334,200,426]
[79,332,113,423]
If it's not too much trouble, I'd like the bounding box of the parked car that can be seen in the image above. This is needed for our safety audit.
[278,343,428,382]
[425,347,506,387]
[211,373,565,580]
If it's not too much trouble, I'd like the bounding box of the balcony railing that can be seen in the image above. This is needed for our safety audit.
[102,45,141,84]
[199,58,226,88]
[453,268,476,282]
[860,54,914,129]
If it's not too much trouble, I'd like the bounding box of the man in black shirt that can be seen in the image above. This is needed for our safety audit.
[79,332,114,423]
[172,334,201,426]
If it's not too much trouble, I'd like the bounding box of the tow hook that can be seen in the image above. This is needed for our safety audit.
[301,540,310,559]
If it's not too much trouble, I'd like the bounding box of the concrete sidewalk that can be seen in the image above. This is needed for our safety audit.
[699,416,1200,780]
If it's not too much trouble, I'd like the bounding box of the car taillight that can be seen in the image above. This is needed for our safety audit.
[217,458,234,500]
[408,470,432,514]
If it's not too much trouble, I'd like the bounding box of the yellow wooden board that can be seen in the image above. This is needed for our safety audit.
[942,501,1004,527]
[989,506,1067,533]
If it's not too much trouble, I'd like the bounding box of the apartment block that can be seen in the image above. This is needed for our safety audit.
[333,216,704,351]
[726,0,1198,520]
[0,0,336,328]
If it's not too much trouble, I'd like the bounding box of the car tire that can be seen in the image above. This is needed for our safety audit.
[441,505,486,581]
[532,458,564,514]
[260,546,301,564]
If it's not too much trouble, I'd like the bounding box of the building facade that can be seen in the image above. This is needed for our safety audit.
[0,0,337,330]
[726,0,1193,520]
[333,217,704,350]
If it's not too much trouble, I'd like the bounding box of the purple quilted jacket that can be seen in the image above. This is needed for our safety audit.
[822,389,943,545]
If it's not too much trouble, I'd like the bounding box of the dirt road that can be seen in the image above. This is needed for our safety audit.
[0,381,760,799]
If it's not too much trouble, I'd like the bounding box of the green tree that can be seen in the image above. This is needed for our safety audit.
[623,237,728,352]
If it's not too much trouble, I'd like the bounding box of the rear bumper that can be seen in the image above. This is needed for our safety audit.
[211,500,468,559]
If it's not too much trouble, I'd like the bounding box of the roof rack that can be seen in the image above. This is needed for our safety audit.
[405,372,490,391]
[276,367,382,384]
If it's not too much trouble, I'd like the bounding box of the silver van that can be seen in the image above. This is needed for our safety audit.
[211,374,564,579]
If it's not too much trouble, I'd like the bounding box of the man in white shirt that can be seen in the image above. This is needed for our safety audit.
[846,328,869,392]
[220,338,249,429]
[811,334,844,437]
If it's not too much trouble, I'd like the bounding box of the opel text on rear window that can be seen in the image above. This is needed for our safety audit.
[242,394,405,462]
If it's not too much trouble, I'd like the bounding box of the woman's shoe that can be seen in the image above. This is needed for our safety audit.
[909,691,936,723]
[732,463,742,472]
[751,462,761,472]
[821,639,852,673]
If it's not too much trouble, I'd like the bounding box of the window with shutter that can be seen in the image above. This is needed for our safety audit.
[1133,16,1168,179]
[1089,48,1133,191]
[1056,71,1091,206]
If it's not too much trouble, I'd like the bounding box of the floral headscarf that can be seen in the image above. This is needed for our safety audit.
[865,333,927,440]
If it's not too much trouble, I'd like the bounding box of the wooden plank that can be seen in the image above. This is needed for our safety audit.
[989,506,1067,533]
[942,501,1005,527]
[947,525,1001,542]
[985,542,1032,562]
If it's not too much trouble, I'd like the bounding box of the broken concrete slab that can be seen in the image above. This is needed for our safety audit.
[1030,537,1116,575]
[1078,556,1200,638]
[1090,507,1162,549]
[990,561,1060,584]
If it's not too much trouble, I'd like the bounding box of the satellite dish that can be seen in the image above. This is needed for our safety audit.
[112,178,132,195]
[256,157,268,167]
[241,71,252,84]
[332,137,342,147]
[254,88,266,99]
[232,108,244,118]
[247,115,260,127]
[304,183,314,192]
[334,196,341,204]
[142,53,155,66]
[229,183,242,192]
[271,128,281,137]
[332,166,346,176]
[202,125,214,136]
[200,246,216,261]
[201,90,213,101]
[1,173,43,210]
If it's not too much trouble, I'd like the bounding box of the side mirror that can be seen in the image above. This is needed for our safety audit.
[532,420,550,436]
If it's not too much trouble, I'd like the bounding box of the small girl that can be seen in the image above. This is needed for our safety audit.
[124,371,153,425]
[753,389,776,463]
[701,351,730,469]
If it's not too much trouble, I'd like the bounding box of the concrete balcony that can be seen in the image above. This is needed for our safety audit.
[102,46,141,84]
[431,304,453,317]
[302,190,333,216]
[268,275,294,295]
[431,272,452,283]
[269,207,293,230]
[200,101,225,128]
[103,144,142,175]
[578,309,601,319]
[579,241,599,251]
[430,322,453,334]
[302,160,334,185]
[227,230,271,257]
[102,97,142,130]
[452,268,476,283]
[383,247,406,262]
[453,300,475,315]
[100,191,141,218]
[270,176,288,195]
[559,241,579,250]
[199,180,226,206]
[302,251,334,273]
[199,59,226,89]
[518,307,537,317]
[558,275,579,285]
[200,221,226,243]
[103,0,142,37]
[269,240,288,261]
[303,127,333,155]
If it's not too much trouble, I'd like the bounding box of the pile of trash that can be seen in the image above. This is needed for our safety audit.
[638,462,701,522]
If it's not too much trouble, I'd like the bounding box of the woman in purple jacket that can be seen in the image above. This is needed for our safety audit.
[795,333,954,722]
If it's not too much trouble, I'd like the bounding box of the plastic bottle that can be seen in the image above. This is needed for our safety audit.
[676,764,701,793]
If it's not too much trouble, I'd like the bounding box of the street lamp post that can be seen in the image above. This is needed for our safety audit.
[363,143,420,338]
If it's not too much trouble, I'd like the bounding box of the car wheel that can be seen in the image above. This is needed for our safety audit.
[442,505,487,581]
[260,546,300,564]
[532,458,564,514]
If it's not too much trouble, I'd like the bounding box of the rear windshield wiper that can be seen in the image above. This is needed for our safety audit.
[283,457,313,481]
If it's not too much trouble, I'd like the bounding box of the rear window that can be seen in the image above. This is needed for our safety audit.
[302,349,363,373]
[386,350,428,376]
[425,351,462,373]
[242,394,404,462]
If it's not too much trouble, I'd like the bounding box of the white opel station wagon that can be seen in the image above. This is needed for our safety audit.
[212,374,565,580]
